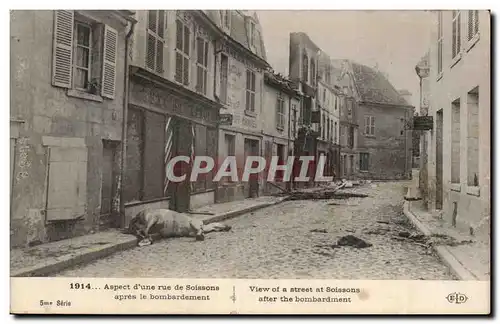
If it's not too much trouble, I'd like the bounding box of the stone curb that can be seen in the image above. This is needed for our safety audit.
[402,190,478,281]
[11,197,288,277]
[10,237,138,277]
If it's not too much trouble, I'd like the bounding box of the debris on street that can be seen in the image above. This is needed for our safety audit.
[336,235,373,249]
[310,228,328,233]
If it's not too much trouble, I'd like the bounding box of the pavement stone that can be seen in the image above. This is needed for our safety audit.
[56,182,456,280]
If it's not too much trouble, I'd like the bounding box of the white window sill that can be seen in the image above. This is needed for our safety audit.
[359,170,369,173]
[466,33,480,53]
[450,183,461,192]
[276,126,285,132]
[450,52,462,69]
[67,89,103,103]
[466,185,480,197]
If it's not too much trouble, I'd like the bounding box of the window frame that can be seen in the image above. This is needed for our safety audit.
[146,10,166,74]
[195,35,209,95]
[452,10,462,60]
[245,69,256,112]
[175,17,191,86]
[276,95,285,130]
[359,153,369,172]
[219,53,229,104]
[73,21,92,91]
[364,115,375,136]
[437,11,444,76]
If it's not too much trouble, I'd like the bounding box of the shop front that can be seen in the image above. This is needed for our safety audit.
[124,68,219,225]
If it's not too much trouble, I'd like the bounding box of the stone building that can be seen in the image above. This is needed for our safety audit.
[123,10,225,224]
[262,70,302,193]
[335,59,414,180]
[423,10,490,236]
[202,10,270,202]
[288,32,322,186]
[316,52,341,179]
[10,10,135,247]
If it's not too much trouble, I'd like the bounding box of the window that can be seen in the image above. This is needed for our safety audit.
[175,18,190,85]
[220,54,229,104]
[146,10,166,74]
[249,21,255,47]
[334,121,337,143]
[245,69,256,112]
[220,10,231,30]
[437,11,443,74]
[276,96,285,130]
[196,36,209,94]
[452,10,462,59]
[348,126,354,148]
[291,104,297,136]
[327,118,330,141]
[468,10,479,41]
[359,153,369,171]
[310,58,316,84]
[74,22,92,90]
[302,53,309,82]
[451,99,461,184]
[323,89,326,104]
[322,114,326,139]
[467,87,479,187]
[223,134,236,184]
[52,10,118,99]
[364,116,375,136]
[347,99,353,117]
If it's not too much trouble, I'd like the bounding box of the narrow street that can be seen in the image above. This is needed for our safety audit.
[56,182,455,280]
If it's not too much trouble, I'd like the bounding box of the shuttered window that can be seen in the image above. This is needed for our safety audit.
[245,69,256,112]
[276,96,285,130]
[195,36,209,95]
[452,10,462,59]
[51,10,117,99]
[302,53,308,83]
[101,25,118,99]
[437,11,443,74]
[220,54,229,104]
[175,18,190,85]
[146,10,166,75]
[52,10,75,88]
[467,10,479,41]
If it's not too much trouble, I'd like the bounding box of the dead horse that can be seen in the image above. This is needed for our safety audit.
[125,208,231,246]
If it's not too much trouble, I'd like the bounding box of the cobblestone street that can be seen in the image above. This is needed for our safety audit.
[56,182,456,279]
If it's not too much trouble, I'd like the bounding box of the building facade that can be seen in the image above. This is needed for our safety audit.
[10,10,135,247]
[336,60,414,180]
[289,32,322,186]
[424,10,490,236]
[262,70,301,193]
[124,10,223,224]
[203,10,270,202]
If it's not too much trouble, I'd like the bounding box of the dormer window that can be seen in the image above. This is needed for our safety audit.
[249,21,256,47]
[220,10,231,31]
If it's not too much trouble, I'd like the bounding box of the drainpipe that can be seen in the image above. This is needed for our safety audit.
[119,18,136,228]
[214,40,223,202]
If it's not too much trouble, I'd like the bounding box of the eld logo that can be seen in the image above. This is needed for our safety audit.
[446,292,469,304]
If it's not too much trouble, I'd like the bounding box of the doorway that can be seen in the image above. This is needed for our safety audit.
[435,109,444,210]
[169,117,192,212]
[244,138,260,198]
[100,140,120,228]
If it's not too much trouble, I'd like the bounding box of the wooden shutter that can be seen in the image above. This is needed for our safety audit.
[51,10,74,88]
[101,25,118,99]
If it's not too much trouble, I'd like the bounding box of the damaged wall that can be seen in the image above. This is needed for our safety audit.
[10,10,128,247]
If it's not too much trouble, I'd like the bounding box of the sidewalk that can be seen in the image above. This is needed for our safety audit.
[403,193,490,281]
[10,195,287,277]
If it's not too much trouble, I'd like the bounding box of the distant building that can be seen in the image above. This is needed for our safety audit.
[335,59,414,180]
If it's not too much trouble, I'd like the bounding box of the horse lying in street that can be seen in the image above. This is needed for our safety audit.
[124,208,232,246]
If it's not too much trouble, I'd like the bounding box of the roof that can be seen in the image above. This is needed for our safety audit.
[264,70,299,96]
[204,10,267,62]
[343,60,413,107]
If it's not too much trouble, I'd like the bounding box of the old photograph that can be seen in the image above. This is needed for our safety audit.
[10,9,490,286]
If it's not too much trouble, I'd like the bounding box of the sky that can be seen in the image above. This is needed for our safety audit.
[256,10,433,108]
